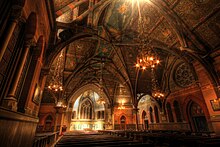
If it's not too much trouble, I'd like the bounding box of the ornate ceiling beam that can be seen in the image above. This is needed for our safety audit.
[55,0,89,18]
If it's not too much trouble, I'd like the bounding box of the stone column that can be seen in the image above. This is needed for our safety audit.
[3,40,34,111]
[133,107,139,131]
[0,5,23,62]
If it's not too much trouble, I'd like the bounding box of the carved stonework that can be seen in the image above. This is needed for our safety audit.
[174,63,195,87]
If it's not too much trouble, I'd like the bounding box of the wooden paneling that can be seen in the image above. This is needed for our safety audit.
[0,107,39,147]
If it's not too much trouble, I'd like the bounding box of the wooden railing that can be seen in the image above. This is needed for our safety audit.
[32,131,59,147]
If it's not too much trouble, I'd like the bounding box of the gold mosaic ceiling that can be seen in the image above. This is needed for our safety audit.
[42,0,220,104]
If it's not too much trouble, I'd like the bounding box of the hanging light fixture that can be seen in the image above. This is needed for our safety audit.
[134,3,160,70]
[96,62,105,104]
[151,68,164,99]
[48,50,64,92]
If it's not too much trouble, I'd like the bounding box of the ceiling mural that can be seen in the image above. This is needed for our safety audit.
[41,0,220,108]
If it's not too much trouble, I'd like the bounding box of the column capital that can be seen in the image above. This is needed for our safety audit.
[25,39,36,48]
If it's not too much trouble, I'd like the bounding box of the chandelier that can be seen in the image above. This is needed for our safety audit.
[134,3,160,70]
[151,68,164,99]
[48,50,64,92]
[135,45,160,70]
[96,62,105,104]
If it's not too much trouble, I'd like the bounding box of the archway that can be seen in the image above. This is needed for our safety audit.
[69,90,106,131]
[188,101,209,132]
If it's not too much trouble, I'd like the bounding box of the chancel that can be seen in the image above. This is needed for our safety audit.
[0,0,220,146]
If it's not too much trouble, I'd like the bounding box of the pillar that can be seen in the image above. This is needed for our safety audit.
[2,12,37,111]
[0,5,23,62]
[2,40,34,111]
[134,107,139,131]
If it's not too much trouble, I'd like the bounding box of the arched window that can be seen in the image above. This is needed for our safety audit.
[154,106,159,123]
[149,107,154,123]
[190,102,209,132]
[166,102,174,122]
[173,100,182,122]
[80,99,92,119]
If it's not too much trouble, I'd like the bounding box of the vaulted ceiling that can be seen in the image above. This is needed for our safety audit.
[42,0,220,106]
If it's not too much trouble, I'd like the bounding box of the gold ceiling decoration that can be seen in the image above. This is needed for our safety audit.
[134,1,160,70]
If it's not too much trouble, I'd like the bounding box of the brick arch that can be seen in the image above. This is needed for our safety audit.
[182,94,210,122]
[68,84,110,110]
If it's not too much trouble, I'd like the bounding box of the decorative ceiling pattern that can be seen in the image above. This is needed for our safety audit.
[42,0,220,106]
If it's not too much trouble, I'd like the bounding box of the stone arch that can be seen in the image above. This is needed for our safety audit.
[183,94,210,122]
[68,84,110,110]
[187,100,209,132]
[182,94,212,132]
